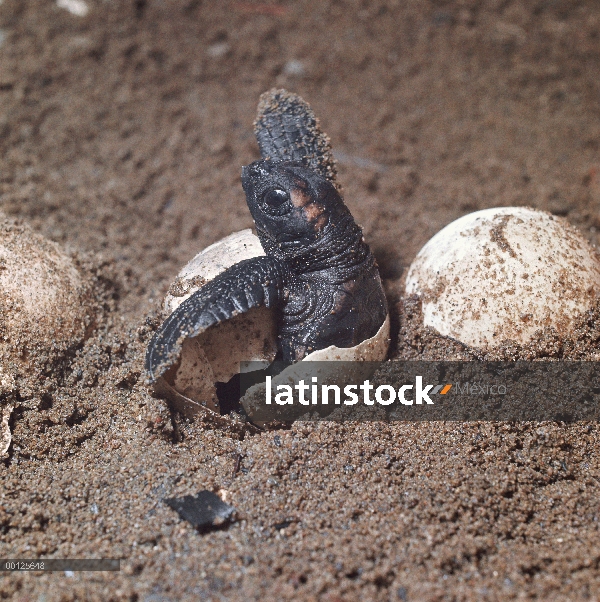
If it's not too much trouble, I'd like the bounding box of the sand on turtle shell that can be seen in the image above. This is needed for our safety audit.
[1,1,600,600]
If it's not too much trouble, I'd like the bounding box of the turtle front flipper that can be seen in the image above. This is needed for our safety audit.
[145,256,287,382]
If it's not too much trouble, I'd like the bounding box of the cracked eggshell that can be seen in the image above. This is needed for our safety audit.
[0,217,95,399]
[160,229,391,420]
[164,229,266,314]
[405,207,600,350]
[161,229,279,414]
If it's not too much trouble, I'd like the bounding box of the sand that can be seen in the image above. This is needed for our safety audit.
[1,0,600,599]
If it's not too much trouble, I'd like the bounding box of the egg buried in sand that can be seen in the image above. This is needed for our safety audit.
[405,207,600,350]
[0,216,96,453]
[0,217,96,400]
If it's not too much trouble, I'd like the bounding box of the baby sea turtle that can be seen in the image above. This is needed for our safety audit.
[145,89,388,384]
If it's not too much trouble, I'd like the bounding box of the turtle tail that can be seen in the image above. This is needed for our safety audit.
[254,89,340,192]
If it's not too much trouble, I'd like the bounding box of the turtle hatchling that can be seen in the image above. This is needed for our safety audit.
[145,89,389,419]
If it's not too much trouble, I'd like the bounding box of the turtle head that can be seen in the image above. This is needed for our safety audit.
[241,160,351,262]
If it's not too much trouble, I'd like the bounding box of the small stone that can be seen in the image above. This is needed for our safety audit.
[56,0,89,17]
[164,490,236,532]
[206,42,230,58]
[283,60,305,76]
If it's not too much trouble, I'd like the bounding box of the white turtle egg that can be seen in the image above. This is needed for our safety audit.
[0,216,95,400]
[158,229,390,419]
[405,207,600,350]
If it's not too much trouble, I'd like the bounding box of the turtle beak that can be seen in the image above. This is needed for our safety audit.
[242,160,272,195]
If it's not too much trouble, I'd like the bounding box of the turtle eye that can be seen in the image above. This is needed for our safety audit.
[262,188,290,215]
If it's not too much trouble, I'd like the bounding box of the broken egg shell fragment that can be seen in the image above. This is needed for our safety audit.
[0,216,96,400]
[0,403,13,457]
[405,207,600,350]
[300,314,390,362]
[160,230,279,414]
[167,307,278,414]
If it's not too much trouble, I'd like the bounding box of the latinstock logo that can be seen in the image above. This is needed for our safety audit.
[265,376,453,406]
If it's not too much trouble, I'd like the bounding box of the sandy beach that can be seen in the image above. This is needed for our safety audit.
[1,1,600,599]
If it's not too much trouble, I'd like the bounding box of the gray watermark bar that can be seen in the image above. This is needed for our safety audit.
[0,559,120,571]
[239,361,600,422]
